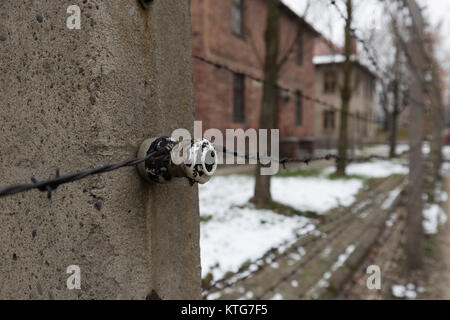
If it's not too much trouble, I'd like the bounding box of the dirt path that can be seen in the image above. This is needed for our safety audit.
[203,175,406,300]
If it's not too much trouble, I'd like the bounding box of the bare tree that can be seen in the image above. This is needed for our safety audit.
[252,0,281,207]
[252,0,311,207]
[335,0,353,176]
[389,33,402,158]
[401,0,426,270]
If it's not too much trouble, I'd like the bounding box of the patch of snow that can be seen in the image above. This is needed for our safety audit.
[199,175,316,280]
[199,172,368,280]
[272,177,363,214]
[391,283,421,299]
[208,292,222,300]
[308,244,356,298]
[386,212,398,227]
[331,244,356,272]
[345,161,408,178]
[381,188,402,210]
[313,54,345,64]
[423,204,447,235]
[291,280,299,288]
[271,293,283,300]
[440,191,448,203]
[289,253,301,261]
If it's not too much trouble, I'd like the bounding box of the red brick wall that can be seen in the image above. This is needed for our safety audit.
[191,0,317,153]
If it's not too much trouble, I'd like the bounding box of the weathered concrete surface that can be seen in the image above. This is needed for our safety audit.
[0,0,200,299]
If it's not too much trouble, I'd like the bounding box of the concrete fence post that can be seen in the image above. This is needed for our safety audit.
[0,0,200,299]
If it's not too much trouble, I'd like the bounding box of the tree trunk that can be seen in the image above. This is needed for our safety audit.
[389,109,399,158]
[429,61,444,187]
[389,43,401,158]
[336,0,353,177]
[404,0,425,271]
[252,0,280,207]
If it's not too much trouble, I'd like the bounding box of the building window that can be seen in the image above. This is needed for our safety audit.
[233,73,245,123]
[296,32,303,65]
[232,0,244,36]
[323,110,335,130]
[296,91,303,126]
[323,70,337,94]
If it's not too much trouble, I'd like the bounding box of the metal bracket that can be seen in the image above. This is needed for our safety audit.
[137,136,217,185]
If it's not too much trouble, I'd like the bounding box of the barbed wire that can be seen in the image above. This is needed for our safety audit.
[218,143,414,170]
[328,0,428,114]
[193,54,379,124]
[0,142,178,199]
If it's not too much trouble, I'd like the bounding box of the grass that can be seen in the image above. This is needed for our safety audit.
[327,173,369,181]
[275,168,322,178]
[261,200,319,219]
[200,215,213,223]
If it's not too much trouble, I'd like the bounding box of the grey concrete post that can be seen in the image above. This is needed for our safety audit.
[0,0,200,299]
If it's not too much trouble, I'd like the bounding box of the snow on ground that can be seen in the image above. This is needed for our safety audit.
[344,161,408,178]
[391,283,425,299]
[443,146,450,160]
[365,143,410,156]
[199,175,315,280]
[271,177,363,214]
[423,204,447,235]
[322,160,408,179]
[200,160,410,281]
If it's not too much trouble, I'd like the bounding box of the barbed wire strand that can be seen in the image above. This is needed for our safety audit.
[0,143,178,199]
[192,54,379,125]
[328,0,426,113]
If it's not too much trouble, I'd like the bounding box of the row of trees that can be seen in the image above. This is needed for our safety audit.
[252,0,447,271]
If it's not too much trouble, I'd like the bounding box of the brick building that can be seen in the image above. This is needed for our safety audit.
[191,0,319,157]
[313,36,378,150]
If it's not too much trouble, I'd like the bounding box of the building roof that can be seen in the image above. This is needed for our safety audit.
[313,34,377,78]
[313,54,377,79]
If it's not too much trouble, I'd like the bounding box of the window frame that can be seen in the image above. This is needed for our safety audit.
[323,70,337,94]
[323,110,335,130]
[231,0,244,37]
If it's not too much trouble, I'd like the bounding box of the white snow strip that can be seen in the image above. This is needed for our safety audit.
[386,212,398,227]
[271,293,283,300]
[381,188,402,210]
[345,161,408,178]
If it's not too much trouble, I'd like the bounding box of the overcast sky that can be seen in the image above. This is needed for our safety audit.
[283,0,450,58]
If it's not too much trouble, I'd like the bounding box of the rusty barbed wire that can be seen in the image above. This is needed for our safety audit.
[218,144,412,170]
[0,141,178,199]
